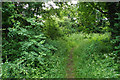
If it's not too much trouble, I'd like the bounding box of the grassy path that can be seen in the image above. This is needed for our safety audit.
[64,33,118,78]
[66,47,75,78]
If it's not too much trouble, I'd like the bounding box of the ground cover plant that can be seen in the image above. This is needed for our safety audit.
[67,33,118,78]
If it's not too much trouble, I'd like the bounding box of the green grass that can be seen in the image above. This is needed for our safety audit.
[44,39,70,78]
[44,32,119,78]
[66,32,118,78]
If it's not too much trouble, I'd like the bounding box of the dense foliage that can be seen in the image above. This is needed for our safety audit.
[1,1,120,78]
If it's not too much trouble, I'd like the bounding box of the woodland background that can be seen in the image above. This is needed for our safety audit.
[1,1,120,78]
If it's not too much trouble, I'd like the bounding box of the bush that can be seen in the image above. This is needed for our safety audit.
[2,17,56,78]
[43,18,63,40]
[111,13,120,74]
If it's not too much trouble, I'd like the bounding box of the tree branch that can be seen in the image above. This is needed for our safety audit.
[94,6,108,14]
[89,3,108,14]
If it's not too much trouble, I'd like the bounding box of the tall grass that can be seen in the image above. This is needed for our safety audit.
[44,38,70,78]
[42,32,118,78]
[66,32,118,78]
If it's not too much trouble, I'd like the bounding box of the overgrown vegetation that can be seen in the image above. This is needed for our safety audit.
[67,33,118,78]
[1,1,120,78]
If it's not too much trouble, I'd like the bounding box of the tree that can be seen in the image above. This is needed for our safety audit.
[89,2,120,36]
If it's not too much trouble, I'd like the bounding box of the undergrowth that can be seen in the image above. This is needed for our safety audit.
[66,32,118,78]
[2,31,118,78]
[44,38,70,78]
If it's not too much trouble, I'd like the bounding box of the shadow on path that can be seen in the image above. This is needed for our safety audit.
[66,48,75,78]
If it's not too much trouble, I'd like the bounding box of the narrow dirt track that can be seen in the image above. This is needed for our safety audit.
[66,48,75,78]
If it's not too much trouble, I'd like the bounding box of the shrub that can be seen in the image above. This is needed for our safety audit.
[2,17,56,78]
[43,18,63,40]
